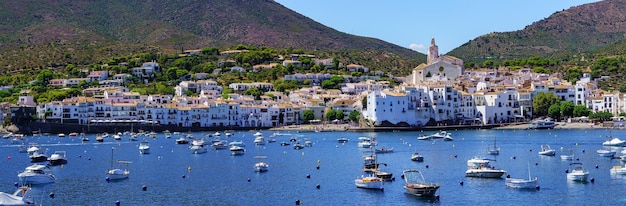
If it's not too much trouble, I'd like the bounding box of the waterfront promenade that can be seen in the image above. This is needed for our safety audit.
[270,122,607,132]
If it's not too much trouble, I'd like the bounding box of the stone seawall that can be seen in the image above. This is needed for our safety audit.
[16,121,270,135]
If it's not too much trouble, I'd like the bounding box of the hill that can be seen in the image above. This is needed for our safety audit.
[0,0,423,73]
[448,0,626,63]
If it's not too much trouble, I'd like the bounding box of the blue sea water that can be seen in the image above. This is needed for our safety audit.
[2,128,626,205]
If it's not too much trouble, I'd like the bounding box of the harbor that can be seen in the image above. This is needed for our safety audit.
[2,128,626,205]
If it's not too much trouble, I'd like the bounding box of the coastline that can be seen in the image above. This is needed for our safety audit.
[12,121,610,135]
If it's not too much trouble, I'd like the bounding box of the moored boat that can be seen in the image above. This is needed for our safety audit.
[538,144,556,156]
[375,147,394,154]
[254,156,269,172]
[597,149,616,157]
[337,137,349,143]
[18,164,56,185]
[0,186,35,205]
[505,163,539,190]
[465,157,506,178]
[139,141,150,154]
[602,137,626,146]
[190,144,208,154]
[47,151,68,166]
[610,164,626,175]
[107,147,131,181]
[354,173,384,191]
[230,146,245,156]
[402,169,439,197]
[567,162,589,182]
[411,152,424,162]
[527,118,556,129]
[212,140,229,150]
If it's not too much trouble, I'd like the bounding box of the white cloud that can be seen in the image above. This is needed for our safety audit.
[408,43,425,52]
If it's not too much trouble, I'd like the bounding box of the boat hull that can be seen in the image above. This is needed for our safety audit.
[354,178,384,190]
[538,150,555,156]
[465,169,506,178]
[48,159,67,166]
[107,169,129,180]
[610,168,626,175]
[18,174,56,185]
[404,184,439,197]
[567,173,588,182]
[505,178,538,189]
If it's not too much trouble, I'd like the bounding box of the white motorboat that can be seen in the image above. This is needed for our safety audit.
[602,137,626,146]
[354,173,384,190]
[230,146,245,156]
[29,150,48,163]
[254,156,269,172]
[0,186,35,205]
[597,149,616,157]
[47,151,68,166]
[417,134,431,140]
[505,163,539,190]
[213,131,221,137]
[465,157,506,178]
[293,142,304,150]
[107,148,131,180]
[304,139,313,147]
[176,137,189,144]
[57,133,65,137]
[139,141,150,154]
[191,138,205,146]
[375,147,394,154]
[402,169,439,197]
[411,152,424,162]
[113,134,122,140]
[567,162,589,182]
[538,144,556,156]
[18,164,56,185]
[253,132,263,137]
[610,165,626,175]
[96,134,104,142]
[211,141,229,150]
[225,132,233,137]
[254,136,266,145]
[442,133,454,141]
[190,145,208,154]
[337,137,349,143]
[429,131,452,139]
[527,118,556,129]
[129,135,138,141]
[229,141,245,147]
[357,137,373,148]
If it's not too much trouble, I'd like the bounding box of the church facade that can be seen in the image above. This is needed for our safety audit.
[407,38,465,85]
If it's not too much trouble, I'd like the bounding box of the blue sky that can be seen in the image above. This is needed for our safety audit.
[274,0,600,54]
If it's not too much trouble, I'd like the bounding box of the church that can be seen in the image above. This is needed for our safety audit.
[406,38,465,85]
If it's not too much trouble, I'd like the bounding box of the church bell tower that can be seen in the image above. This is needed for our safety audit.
[427,38,439,65]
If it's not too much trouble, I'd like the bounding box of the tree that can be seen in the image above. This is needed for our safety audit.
[321,80,336,89]
[560,101,575,118]
[548,104,561,120]
[573,105,590,117]
[244,87,263,100]
[325,109,337,121]
[303,110,315,123]
[532,92,561,117]
[349,110,360,122]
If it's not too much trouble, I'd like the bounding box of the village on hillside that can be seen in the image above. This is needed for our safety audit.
[3,38,621,133]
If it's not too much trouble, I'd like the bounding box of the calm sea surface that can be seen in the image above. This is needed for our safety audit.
[2,128,626,205]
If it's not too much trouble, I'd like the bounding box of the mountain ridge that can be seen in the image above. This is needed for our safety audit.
[448,0,626,63]
[0,0,423,71]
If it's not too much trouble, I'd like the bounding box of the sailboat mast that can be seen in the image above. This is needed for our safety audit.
[110,147,114,170]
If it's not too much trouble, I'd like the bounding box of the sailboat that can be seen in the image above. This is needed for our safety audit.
[505,162,539,189]
[254,156,269,172]
[487,137,499,155]
[106,147,131,181]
